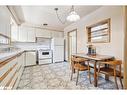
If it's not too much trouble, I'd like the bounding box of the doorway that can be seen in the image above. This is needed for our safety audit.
[68,29,77,61]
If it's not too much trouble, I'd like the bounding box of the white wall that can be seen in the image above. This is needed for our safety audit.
[64,6,124,63]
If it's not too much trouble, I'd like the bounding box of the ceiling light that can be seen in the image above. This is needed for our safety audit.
[54,5,80,24]
[66,6,80,22]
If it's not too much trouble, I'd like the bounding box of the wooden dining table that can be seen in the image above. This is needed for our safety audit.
[72,53,114,87]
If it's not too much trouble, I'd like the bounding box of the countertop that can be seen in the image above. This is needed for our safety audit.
[0,49,37,63]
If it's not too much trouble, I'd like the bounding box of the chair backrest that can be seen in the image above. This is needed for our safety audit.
[71,55,77,69]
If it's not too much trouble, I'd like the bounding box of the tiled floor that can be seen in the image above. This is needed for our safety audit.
[17,62,122,89]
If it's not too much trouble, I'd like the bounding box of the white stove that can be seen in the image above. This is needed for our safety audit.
[37,49,52,65]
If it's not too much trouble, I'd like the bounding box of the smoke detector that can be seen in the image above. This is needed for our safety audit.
[43,23,48,26]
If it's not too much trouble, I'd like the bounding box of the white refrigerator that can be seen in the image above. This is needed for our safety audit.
[51,38,64,63]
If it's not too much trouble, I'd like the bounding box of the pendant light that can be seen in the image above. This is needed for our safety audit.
[66,5,80,22]
[54,5,80,24]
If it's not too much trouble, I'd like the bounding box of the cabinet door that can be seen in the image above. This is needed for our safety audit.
[0,6,11,37]
[36,28,51,38]
[18,27,27,42]
[51,31,64,38]
[27,28,35,42]
[18,53,25,67]
[42,29,51,38]
[25,52,36,66]
[0,57,18,89]
[13,53,25,89]
[36,28,43,37]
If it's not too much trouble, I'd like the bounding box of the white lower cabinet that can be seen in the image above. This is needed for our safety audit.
[13,52,25,89]
[0,51,37,89]
[25,51,36,66]
[0,57,18,89]
[0,52,25,90]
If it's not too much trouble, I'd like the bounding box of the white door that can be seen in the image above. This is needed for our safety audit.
[25,52,36,66]
[68,30,77,61]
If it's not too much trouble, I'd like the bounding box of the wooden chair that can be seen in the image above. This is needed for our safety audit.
[70,56,91,85]
[97,60,123,89]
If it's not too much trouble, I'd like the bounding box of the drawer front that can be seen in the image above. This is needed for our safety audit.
[8,65,23,90]
[13,66,24,89]
[0,58,17,78]
[39,59,52,64]
[0,63,18,89]
[0,52,25,89]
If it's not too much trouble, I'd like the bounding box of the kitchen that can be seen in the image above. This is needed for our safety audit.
[0,5,127,90]
[0,6,65,89]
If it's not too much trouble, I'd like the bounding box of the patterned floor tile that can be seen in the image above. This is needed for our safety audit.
[17,62,123,90]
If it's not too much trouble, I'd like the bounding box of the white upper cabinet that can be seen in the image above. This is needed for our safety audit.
[27,27,35,42]
[18,26,35,42]
[18,26,27,42]
[35,28,42,37]
[51,31,64,38]
[36,28,51,38]
[12,26,63,42]
[0,6,11,37]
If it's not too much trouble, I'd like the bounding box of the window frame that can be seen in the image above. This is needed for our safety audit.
[86,18,111,43]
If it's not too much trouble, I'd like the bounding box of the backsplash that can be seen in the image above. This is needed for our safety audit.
[11,42,51,50]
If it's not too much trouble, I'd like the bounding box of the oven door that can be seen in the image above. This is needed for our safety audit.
[39,51,52,59]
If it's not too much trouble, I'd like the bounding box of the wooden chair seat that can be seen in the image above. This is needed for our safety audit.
[71,55,91,85]
[74,64,88,71]
[100,60,122,65]
[97,59,123,89]
[99,67,121,77]
[72,57,87,63]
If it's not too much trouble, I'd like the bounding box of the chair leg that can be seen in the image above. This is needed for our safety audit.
[114,66,118,89]
[76,70,79,85]
[119,64,123,89]
[97,63,101,86]
[114,76,118,89]
[87,61,91,84]
[74,69,75,73]
[119,77,123,89]
[70,69,74,80]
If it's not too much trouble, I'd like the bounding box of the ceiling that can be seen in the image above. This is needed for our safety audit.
[12,6,101,31]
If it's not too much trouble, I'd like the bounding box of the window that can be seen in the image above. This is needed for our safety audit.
[11,17,18,42]
[0,34,10,45]
[86,18,110,43]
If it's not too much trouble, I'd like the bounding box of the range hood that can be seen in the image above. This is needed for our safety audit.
[36,37,51,46]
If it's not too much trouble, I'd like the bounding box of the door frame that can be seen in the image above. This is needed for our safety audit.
[124,6,127,89]
[67,29,77,61]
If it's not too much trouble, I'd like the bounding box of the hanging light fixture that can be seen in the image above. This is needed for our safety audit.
[54,5,80,24]
[66,5,80,22]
